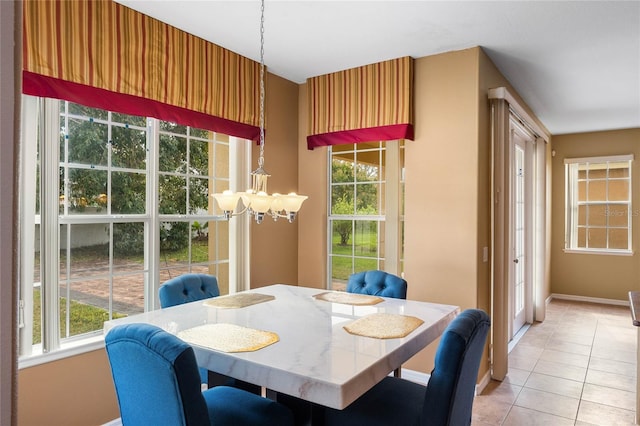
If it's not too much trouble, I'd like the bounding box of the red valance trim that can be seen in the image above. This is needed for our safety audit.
[306,124,413,150]
[23,71,261,142]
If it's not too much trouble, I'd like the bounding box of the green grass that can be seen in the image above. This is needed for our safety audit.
[330,230,379,280]
[161,239,209,263]
[32,289,126,344]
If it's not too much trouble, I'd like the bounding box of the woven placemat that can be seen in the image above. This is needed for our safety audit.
[203,293,275,309]
[344,313,424,339]
[177,323,279,353]
[313,291,383,306]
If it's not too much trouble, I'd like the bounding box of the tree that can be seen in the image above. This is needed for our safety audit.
[331,158,380,246]
[60,102,212,255]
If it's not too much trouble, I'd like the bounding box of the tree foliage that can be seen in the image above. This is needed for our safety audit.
[331,158,379,246]
[60,103,211,254]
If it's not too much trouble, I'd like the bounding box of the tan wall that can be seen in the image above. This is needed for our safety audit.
[297,81,328,289]
[551,128,640,300]
[402,49,481,373]
[249,72,302,288]
[18,350,119,426]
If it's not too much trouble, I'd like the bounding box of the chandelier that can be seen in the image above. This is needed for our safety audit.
[212,0,307,224]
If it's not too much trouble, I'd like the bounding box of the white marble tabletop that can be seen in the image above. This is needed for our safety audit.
[104,284,459,409]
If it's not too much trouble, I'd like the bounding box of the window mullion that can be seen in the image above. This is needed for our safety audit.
[146,118,160,311]
[18,96,39,356]
[41,98,61,352]
[385,142,400,274]
[229,136,250,293]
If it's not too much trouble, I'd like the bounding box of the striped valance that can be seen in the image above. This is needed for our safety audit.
[22,0,261,140]
[306,56,414,150]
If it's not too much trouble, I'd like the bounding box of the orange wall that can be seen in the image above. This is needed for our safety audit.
[18,350,119,426]
[551,128,640,300]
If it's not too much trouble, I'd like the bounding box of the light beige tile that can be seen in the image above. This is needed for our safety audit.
[589,357,636,377]
[509,353,538,371]
[514,387,579,419]
[551,330,595,346]
[595,324,636,340]
[586,368,636,392]
[516,333,550,348]
[472,395,513,425]
[470,419,501,426]
[477,380,522,405]
[591,346,636,364]
[545,338,592,356]
[576,399,636,425]
[534,358,587,382]
[593,330,636,353]
[509,343,544,360]
[505,367,531,386]
[539,348,590,368]
[480,300,639,426]
[502,405,575,426]
[524,372,583,399]
[581,383,636,411]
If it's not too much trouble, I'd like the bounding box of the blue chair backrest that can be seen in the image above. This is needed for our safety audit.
[105,323,210,425]
[346,270,407,299]
[421,309,490,426]
[159,273,220,308]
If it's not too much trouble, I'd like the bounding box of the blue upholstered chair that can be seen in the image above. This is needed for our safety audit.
[105,323,294,426]
[159,273,220,387]
[346,270,407,300]
[324,309,490,426]
[159,273,220,308]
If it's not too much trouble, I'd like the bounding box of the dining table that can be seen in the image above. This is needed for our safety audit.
[103,284,459,411]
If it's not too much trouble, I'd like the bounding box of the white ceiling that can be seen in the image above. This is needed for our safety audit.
[116,0,640,136]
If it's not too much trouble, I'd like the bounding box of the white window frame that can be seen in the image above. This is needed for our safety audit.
[326,141,404,289]
[18,96,250,366]
[564,154,634,256]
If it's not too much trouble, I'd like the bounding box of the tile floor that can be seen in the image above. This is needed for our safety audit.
[472,299,638,425]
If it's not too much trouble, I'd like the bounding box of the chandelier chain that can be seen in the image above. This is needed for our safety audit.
[258,0,266,169]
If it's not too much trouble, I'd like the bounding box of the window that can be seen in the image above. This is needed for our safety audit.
[328,141,404,290]
[565,155,633,254]
[19,96,246,361]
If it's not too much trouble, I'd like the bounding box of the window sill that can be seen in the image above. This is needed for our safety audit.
[18,334,105,369]
[563,248,634,256]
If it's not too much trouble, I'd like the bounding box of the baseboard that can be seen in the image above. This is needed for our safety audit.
[400,368,430,385]
[476,370,491,395]
[401,368,489,396]
[551,293,629,307]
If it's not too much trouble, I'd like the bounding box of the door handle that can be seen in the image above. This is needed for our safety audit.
[513,259,519,264]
